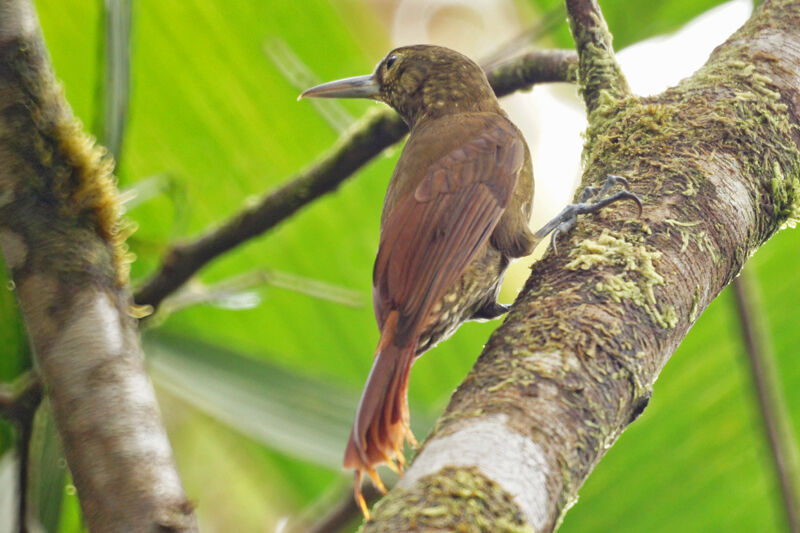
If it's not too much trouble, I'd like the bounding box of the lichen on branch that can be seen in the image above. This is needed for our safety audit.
[565,228,678,329]
[368,467,533,533]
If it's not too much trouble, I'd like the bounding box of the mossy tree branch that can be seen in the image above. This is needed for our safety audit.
[133,49,578,311]
[0,0,196,530]
[566,0,630,115]
[363,0,800,531]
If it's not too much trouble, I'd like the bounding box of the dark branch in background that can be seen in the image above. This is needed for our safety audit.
[299,484,382,533]
[489,49,578,94]
[0,373,41,427]
[0,372,42,533]
[565,0,630,113]
[133,49,578,310]
[732,273,800,533]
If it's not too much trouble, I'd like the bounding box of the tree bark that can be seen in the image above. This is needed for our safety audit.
[0,0,196,531]
[363,0,800,531]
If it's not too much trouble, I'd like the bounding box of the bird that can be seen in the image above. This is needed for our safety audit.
[299,44,640,517]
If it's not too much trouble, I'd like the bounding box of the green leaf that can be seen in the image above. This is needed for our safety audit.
[0,254,31,458]
[150,268,363,325]
[28,404,67,533]
[0,258,30,383]
[264,38,356,133]
[94,0,132,160]
[146,332,364,469]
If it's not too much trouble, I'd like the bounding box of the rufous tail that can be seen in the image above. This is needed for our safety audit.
[343,311,417,518]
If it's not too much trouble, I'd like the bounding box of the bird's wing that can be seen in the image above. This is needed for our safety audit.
[373,120,525,343]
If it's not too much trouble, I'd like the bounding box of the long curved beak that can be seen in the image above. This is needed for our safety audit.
[298,74,380,101]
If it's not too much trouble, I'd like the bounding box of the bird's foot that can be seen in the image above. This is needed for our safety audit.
[534,175,642,253]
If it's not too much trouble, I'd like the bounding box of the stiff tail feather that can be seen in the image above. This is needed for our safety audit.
[343,311,417,518]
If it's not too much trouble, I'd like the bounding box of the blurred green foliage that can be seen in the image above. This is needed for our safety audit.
[0,0,796,532]
[527,0,741,49]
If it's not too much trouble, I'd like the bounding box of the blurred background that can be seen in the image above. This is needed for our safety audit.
[1,0,798,531]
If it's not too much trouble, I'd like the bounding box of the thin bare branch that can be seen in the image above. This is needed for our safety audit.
[565,0,630,113]
[133,49,578,310]
[133,108,404,309]
[732,273,800,533]
[488,49,578,94]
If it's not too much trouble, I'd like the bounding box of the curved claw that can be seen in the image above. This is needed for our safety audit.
[583,189,643,217]
[607,174,630,188]
[550,227,561,254]
[601,176,641,215]
[629,192,644,217]
[615,190,643,217]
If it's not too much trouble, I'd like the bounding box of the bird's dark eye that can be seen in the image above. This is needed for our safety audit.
[385,55,398,70]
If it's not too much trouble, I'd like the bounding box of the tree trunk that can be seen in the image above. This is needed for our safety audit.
[0,0,196,530]
[364,0,800,530]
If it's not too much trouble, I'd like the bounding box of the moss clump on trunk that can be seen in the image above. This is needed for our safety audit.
[363,466,533,533]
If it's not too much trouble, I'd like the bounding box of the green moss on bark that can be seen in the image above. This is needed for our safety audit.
[564,228,677,329]
[581,39,800,237]
[771,159,800,228]
[362,467,533,533]
[0,34,133,287]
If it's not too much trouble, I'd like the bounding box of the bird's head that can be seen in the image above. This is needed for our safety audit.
[299,45,500,127]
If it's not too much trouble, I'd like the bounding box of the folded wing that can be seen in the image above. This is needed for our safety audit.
[373,120,525,344]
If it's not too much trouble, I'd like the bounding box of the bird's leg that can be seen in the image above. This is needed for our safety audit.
[535,175,643,253]
[471,300,510,321]
[353,471,371,519]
